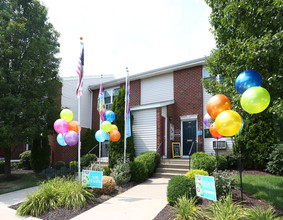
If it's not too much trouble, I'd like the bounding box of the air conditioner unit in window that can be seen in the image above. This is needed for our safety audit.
[213,141,227,150]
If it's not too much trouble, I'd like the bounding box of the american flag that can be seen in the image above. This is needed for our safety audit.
[76,41,84,97]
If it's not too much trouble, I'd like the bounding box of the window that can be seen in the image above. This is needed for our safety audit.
[104,87,120,110]
[204,125,213,138]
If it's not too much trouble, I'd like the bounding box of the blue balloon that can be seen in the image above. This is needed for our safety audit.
[104,110,115,122]
[235,70,262,94]
[57,133,67,146]
[95,129,108,142]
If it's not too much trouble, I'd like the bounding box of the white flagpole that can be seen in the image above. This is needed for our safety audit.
[77,37,84,181]
[78,96,81,180]
[124,68,128,163]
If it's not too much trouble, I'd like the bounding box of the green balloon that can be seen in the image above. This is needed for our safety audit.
[240,87,270,114]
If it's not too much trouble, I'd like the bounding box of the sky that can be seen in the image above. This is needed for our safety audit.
[40,0,216,79]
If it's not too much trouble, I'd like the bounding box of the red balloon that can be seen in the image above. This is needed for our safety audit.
[209,123,222,137]
[206,94,231,119]
[110,130,121,142]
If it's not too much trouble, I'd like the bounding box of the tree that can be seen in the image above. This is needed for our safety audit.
[30,134,51,172]
[203,0,282,169]
[0,0,61,179]
[108,88,135,167]
[81,129,99,156]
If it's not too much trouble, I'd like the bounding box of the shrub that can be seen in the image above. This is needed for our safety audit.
[185,169,209,180]
[54,161,65,170]
[69,161,78,169]
[0,161,4,174]
[16,177,94,217]
[130,160,148,183]
[265,144,283,176]
[167,175,196,205]
[205,194,246,219]
[96,176,116,194]
[135,151,156,176]
[81,129,98,156]
[111,160,131,185]
[173,196,201,220]
[225,154,238,170]
[191,152,216,174]
[19,150,31,169]
[245,206,278,219]
[103,166,111,176]
[86,163,104,172]
[216,155,228,170]
[30,135,51,172]
[80,154,97,168]
[212,170,238,199]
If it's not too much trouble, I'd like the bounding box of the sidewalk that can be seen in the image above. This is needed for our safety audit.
[0,186,40,219]
[0,178,169,220]
[72,177,169,220]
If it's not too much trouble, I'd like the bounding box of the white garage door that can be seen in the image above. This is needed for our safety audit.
[132,108,157,156]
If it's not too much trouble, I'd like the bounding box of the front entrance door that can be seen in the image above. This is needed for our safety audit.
[182,121,196,157]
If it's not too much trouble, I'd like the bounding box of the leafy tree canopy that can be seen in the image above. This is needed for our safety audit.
[0,0,62,148]
[203,0,282,115]
[0,0,61,177]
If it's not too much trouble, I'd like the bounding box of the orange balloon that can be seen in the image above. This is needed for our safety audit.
[110,130,121,142]
[68,121,80,134]
[206,94,231,119]
[209,123,222,137]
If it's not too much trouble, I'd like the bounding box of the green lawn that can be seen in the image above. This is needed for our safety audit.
[0,174,42,195]
[241,174,283,210]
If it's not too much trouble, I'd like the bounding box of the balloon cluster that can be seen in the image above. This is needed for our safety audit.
[53,109,80,146]
[203,69,270,138]
[235,70,270,114]
[95,110,121,143]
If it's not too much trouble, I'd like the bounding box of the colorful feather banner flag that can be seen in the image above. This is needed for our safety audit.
[125,67,131,138]
[97,83,106,121]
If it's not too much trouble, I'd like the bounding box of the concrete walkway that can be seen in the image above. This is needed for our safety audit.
[0,178,169,220]
[72,177,169,220]
[0,186,40,219]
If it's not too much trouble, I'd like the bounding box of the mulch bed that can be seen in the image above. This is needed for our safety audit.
[7,169,283,219]
[154,170,283,220]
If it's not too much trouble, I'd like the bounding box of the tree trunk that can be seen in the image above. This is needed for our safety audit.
[3,147,12,179]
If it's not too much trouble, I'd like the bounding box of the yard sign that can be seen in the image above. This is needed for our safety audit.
[195,175,217,201]
[82,170,103,188]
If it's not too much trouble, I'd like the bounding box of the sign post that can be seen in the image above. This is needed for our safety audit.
[195,175,217,201]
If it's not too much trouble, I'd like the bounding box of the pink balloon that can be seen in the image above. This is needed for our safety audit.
[54,119,69,134]
[64,131,78,146]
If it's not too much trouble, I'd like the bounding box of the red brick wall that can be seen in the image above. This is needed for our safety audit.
[166,66,204,158]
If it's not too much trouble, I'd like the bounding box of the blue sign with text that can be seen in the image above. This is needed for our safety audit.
[195,175,217,201]
[82,170,103,188]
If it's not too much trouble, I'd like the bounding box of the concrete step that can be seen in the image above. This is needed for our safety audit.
[156,167,189,174]
[159,164,189,169]
[160,159,190,166]
[153,172,182,178]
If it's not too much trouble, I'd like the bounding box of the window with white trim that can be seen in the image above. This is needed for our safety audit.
[104,87,119,110]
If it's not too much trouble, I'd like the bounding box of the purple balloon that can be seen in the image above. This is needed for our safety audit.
[203,113,212,127]
[64,131,78,146]
[54,119,69,134]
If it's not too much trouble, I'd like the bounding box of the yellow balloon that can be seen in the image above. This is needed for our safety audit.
[101,121,112,133]
[112,125,118,131]
[215,110,242,137]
